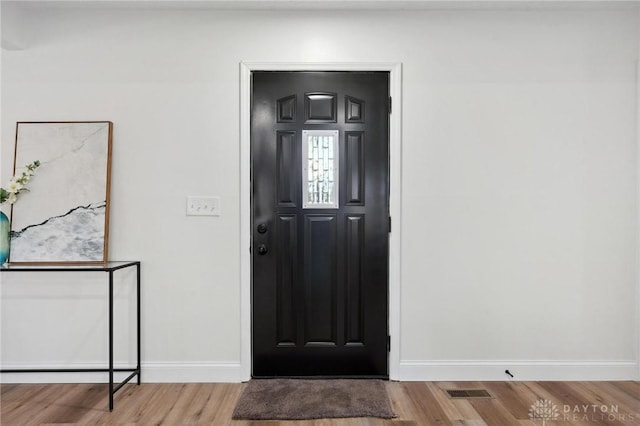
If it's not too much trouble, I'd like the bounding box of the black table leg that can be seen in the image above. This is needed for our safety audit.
[109,269,114,411]
[137,263,141,384]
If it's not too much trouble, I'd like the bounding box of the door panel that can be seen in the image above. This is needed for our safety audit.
[252,71,389,377]
[276,214,297,346]
[304,214,338,345]
[345,132,364,205]
[345,214,364,345]
[276,131,297,206]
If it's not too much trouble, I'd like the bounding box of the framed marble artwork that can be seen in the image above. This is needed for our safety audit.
[9,122,113,264]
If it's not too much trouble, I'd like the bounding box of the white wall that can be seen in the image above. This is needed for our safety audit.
[636,5,640,381]
[1,3,638,382]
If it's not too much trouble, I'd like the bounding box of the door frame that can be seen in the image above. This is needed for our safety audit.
[240,62,402,380]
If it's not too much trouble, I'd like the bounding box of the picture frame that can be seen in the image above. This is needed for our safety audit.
[9,121,113,264]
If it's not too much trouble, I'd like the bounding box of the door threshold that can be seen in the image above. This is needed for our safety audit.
[251,375,390,380]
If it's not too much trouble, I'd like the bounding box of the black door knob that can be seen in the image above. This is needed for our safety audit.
[257,223,268,234]
[257,244,268,255]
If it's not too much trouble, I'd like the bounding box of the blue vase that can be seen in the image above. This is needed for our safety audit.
[0,211,9,265]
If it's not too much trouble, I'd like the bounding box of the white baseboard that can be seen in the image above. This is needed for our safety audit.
[394,360,639,381]
[3,360,637,383]
[142,362,244,383]
[0,361,244,384]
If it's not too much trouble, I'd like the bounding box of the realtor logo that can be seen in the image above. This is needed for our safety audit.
[529,399,560,425]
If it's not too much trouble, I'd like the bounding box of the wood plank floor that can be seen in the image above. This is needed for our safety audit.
[1,381,638,425]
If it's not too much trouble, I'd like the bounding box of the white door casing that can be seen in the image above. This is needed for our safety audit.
[239,62,402,380]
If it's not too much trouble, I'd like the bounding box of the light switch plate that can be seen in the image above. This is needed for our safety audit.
[186,196,220,216]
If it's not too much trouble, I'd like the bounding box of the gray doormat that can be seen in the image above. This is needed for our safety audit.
[232,379,395,420]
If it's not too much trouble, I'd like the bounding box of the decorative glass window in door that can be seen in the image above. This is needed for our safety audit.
[302,130,339,209]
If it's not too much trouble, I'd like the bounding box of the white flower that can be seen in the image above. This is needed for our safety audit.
[6,179,22,194]
[0,160,40,205]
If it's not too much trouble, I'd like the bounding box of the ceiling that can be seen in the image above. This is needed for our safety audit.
[3,0,639,11]
[2,0,637,50]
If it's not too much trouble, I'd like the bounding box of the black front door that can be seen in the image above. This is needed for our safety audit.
[251,71,389,377]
